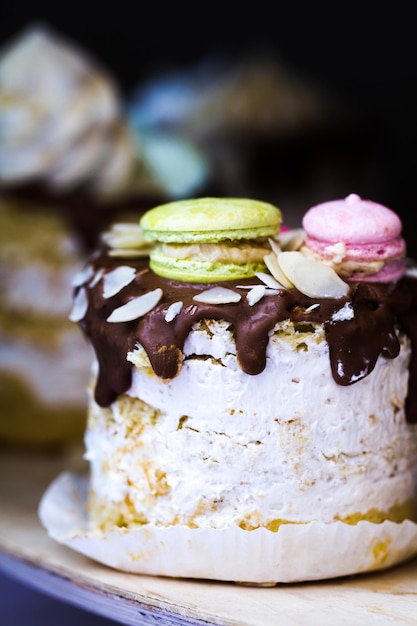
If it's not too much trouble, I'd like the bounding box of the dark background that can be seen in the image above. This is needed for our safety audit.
[1,5,414,107]
[0,7,416,623]
[0,5,416,244]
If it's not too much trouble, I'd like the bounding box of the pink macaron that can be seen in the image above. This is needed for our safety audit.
[302,193,406,282]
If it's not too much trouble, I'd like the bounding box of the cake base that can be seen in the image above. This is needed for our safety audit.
[39,472,417,584]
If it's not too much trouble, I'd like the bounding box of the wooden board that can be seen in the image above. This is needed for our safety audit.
[1,447,417,626]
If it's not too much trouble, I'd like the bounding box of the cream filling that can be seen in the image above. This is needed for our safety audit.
[160,240,271,263]
[301,246,386,278]
[301,244,402,279]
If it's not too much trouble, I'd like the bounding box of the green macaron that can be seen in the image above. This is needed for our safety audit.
[140,197,282,243]
[139,197,282,282]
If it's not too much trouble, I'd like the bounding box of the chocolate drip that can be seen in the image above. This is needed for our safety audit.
[326,283,401,386]
[78,250,417,423]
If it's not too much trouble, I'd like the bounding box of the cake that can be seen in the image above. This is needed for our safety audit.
[0,196,95,446]
[0,25,208,447]
[39,195,417,582]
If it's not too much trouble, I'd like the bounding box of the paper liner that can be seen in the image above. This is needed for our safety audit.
[39,472,417,584]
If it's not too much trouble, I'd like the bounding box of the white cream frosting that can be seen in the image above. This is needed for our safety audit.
[85,320,417,530]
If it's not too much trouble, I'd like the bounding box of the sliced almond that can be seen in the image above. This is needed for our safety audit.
[406,265,417,279]
[246,284,266,306]
[107,288,163,322]
[165,301,183,322]
[268,237,283,256]
[277,251,305,283]
[102,266,136,299]
[237,284,280,295]
[108,246,153,258]
[71,265,94,287]
[291,258,349,299]
[69,287,88,322]
[193,287,241,305]
[278,228,305,251]
[264,252,293,288]
[305,303,320,313]
[102,223,149,250]
[89,268,105,287]
[255,271,284,289]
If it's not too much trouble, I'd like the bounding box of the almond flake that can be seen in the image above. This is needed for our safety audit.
[102,266,136,299]
[264,252,293,288]
[107,288,163,322]
[277,251,305,283]
[255,271,284,289]
[109,247,153,258]
[268,237,282,256]
[277,228,305,251]
[193,287,241,305]
[246,285,266,306]
[71,265,94,287]
[69,287,88,322]
[406,265,417,279]
[89,268,105,287]
[291,258,349,299]
[102,223,149,249]
[305,303,320,313]
[165,301,183,322]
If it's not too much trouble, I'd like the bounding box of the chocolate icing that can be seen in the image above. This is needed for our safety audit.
[77,250,417,423]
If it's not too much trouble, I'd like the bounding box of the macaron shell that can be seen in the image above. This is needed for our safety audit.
[350,258,407,283]
[140,197,282,243]
[302,193,403,245]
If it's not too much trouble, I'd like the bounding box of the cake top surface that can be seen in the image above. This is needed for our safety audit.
[70,195,417,422]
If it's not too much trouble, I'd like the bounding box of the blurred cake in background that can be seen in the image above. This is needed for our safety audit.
[0,24,210,245]
[128,50,384,227]
[0,24,209,447]
[0,197,94,446]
